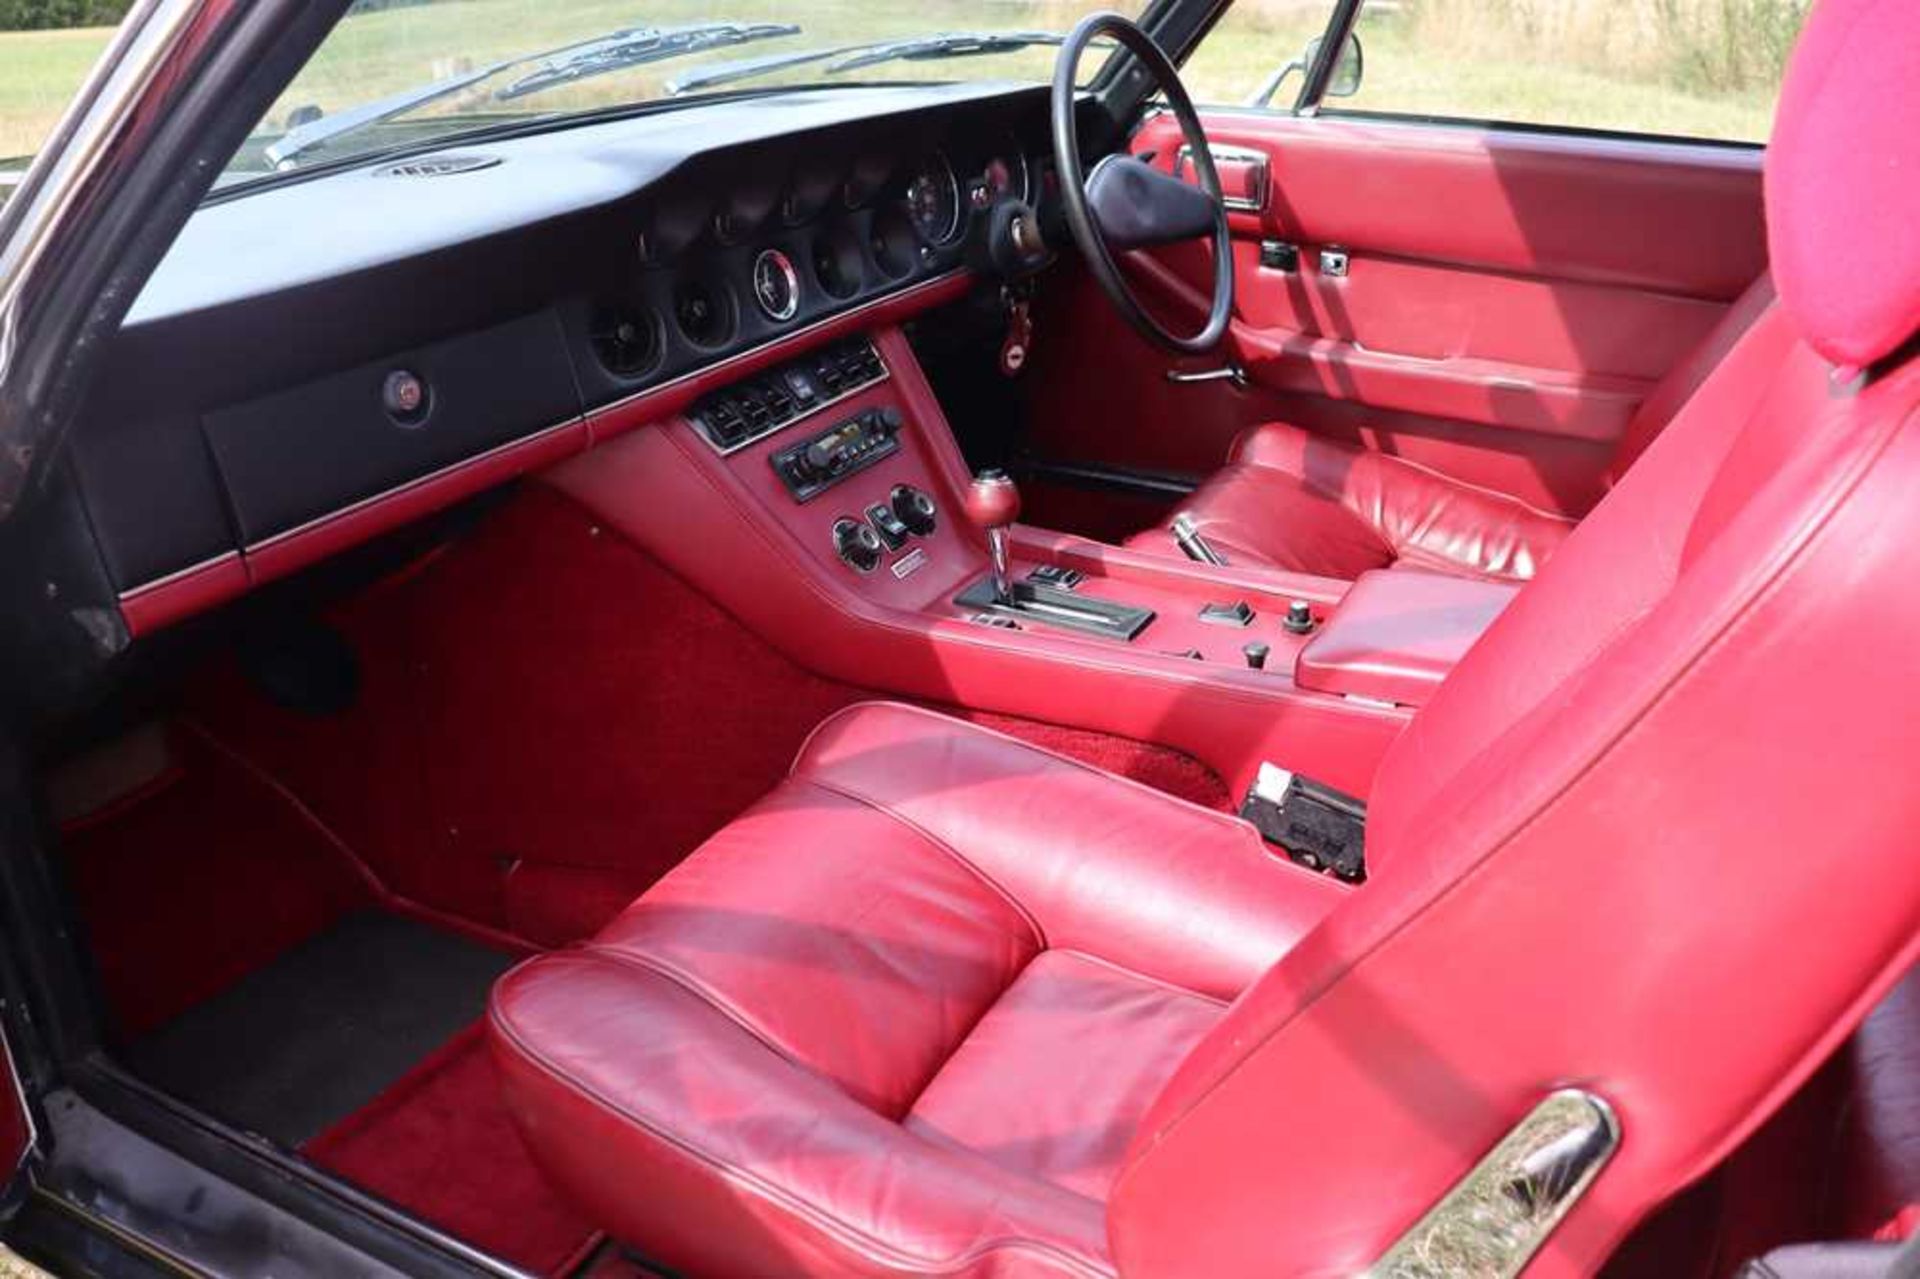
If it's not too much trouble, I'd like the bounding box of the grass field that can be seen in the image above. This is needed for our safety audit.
[0,0,1794,164]
[0,23,111,158]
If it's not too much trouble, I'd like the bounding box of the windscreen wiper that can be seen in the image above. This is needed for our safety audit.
[665,30,1079,97]
[266,21,800,169]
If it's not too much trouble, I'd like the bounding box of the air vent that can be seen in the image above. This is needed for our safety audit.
[587,303,662,378]
[373,153,501,179]
[813,226,863,300]
[673,278,736,350]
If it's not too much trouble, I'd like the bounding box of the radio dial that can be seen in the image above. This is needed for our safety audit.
[803,438,839,475]
[832,517,884,573]
[890,484,937,535]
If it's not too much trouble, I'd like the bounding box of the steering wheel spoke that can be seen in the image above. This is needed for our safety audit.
[1050,14,1235,354]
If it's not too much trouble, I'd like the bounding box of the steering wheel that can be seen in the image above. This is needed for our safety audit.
[1051,13,1234,355]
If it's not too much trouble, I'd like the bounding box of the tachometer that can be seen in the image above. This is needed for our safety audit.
[903,153,961,245]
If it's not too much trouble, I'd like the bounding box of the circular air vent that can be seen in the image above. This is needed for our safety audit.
[672,278,736,349]
[373,152,501,179]
[587,303,663,378]
[812,226,863,300]
[870,210,918,281]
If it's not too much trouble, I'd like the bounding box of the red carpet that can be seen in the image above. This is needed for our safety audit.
[950,708,1232,813]
[303,1023,601,1277]
[60,726,376,1038]
[185,484,1235,946]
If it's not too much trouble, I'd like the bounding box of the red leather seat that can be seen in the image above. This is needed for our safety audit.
[490,702,1346,1276]
[1125,276,1776,583]
[492,2,1920,1273]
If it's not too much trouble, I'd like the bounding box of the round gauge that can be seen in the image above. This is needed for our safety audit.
[983,148,1031,204]
[903,153,962,245]
[751,248,801,321]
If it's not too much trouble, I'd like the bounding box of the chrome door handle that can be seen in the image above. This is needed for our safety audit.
[1165,364,1247,389]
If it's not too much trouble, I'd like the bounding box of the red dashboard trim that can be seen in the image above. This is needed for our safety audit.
[116,272,977,636]
[243,417,590,591]
[115,550,250,637]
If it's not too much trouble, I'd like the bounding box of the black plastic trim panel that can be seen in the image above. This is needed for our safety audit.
[201,310,579,545]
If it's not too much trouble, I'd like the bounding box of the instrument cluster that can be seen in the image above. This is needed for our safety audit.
[574,119,1052,403]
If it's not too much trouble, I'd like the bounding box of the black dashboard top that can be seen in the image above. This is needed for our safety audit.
[75,80,1078,600]
[130,81,1049,326]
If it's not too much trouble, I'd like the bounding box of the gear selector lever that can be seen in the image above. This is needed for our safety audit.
[956,469,1155,641]
[964,469,1021,605]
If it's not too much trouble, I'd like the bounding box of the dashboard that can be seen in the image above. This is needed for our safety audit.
[66,81,1077,623]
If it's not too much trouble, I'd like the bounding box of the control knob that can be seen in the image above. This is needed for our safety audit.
[803,437,839,476]
[832,517,884,573]
[890,484,937,536]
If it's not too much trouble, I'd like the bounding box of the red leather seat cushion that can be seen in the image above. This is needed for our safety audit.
[490,703,1344,1277]
[904,950,1225,1202]
[1126,419,1576,581]
[1125,278,1777,583]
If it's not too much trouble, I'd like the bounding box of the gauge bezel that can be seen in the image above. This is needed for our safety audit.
[751,248,802,322]
[903,151,963,247]
[984,141,1033,206]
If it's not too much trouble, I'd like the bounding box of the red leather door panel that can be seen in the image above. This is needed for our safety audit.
[1025,112,1765,522]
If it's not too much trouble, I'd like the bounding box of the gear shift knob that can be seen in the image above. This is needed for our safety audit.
[965,469,1021,605]
[964,468,1021,529]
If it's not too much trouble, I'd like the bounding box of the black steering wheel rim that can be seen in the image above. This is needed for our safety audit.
[1050,12,1234,355]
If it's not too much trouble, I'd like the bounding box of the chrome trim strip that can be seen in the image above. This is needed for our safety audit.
[598,268,967,418]
[697,362,889,457]
[1,1023,36,1179]
[243,416,585,555]
[116,548,242,602]
[1366,1089,1621,1279]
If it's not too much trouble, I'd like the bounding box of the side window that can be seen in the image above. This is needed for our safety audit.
[1180,3,1345,109]
[1184,0,1811,146]
[0,12,122,203]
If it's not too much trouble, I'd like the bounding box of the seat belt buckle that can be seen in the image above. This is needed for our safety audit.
[1239,763,1368,883]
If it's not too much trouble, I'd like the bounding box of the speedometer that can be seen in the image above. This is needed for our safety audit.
[903,153,961,245]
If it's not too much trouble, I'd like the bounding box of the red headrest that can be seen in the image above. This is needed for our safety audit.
[1765,0,1920,371]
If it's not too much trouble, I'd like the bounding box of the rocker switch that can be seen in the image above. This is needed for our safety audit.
[1199,599,1256,627]
[866,503,911,550]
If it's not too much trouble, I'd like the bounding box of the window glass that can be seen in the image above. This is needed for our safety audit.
[0,13,120,193]
[224,0,1150,186]
[1187,0,1811,145]
[1179,1,1343,109]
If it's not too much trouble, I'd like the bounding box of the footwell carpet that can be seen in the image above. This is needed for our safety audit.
[302,1022,602,1276]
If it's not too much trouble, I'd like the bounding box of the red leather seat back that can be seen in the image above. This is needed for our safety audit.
[1606,273,1777,482]
[1109,3,1920,1273]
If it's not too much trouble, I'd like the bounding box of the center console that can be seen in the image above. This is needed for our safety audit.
[548,325,1513,803]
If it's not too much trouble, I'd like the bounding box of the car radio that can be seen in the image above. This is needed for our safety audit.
[770,407,903,501]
